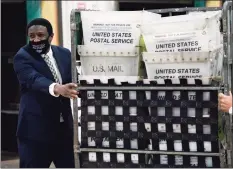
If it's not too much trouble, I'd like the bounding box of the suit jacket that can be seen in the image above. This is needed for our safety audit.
[13,44,73,143]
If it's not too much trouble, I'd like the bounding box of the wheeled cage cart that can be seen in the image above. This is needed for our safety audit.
[70,1,233,168]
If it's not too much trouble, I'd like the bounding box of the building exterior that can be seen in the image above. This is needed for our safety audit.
[1,0,224,154]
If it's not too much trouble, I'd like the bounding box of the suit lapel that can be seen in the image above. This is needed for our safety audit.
[51,45,65,83]
[23,45,55,81]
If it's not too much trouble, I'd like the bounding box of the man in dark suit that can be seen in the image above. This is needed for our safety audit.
[13,18,78,168]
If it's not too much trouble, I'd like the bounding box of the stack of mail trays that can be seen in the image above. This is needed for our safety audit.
[77,10,223,167]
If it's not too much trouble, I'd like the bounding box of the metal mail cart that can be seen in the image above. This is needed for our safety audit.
[70,1,233,167]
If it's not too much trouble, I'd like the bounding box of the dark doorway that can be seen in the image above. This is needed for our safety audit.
[1,1,27,153]
[2,1,27,110]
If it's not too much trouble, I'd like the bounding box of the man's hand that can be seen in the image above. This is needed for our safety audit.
[54,83,79,99]
[218,91,232,112]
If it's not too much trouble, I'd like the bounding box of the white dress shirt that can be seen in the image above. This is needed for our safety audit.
[41,47,64,122]
[229,107,232,115]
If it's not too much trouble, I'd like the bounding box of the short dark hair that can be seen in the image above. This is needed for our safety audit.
[27,18,53,36]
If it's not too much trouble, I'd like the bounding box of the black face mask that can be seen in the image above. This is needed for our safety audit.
[29,38,50,54]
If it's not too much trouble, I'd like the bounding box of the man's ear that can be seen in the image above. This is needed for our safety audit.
[48,33,54,43]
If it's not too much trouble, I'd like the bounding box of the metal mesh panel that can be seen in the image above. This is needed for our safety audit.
[79,79,220,168]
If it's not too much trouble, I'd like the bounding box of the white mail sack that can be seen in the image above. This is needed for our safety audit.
[78,45,140,76]
[81,10,161,48]
[141,10,222,52]
[142,48,223,83]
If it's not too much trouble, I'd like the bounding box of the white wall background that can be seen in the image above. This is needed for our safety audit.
[61,1,119,50]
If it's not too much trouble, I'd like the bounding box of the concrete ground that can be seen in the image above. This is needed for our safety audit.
[1,152,19,168]
[1,151,55,168]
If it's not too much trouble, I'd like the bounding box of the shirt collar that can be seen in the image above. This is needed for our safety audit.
[41,46,53,58]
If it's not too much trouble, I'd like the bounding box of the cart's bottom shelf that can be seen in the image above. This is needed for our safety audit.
[79,151,220,168]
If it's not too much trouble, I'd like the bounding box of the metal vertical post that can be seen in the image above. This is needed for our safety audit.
[223,2,230,92]
[70,9,80,168]
[223,1,233,167]
[230,1,233,167]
